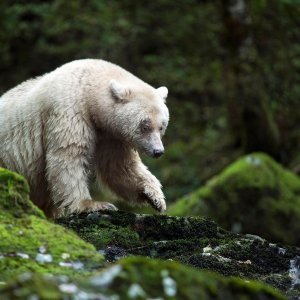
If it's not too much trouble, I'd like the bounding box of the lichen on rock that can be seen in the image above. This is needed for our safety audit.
[169,153,300,246]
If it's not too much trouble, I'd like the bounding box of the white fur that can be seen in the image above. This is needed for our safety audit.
[0,59,169,217]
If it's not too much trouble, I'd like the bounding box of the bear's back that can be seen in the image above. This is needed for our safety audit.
[51,59,151,93]
[0,76,43,104]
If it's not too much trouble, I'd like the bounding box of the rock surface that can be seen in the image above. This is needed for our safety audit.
[57,210,300,298]
[169,153,300,246]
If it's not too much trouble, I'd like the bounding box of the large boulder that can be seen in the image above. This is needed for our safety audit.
[0,257,285,300]
[0,168,104,281]
[169,153,300,246]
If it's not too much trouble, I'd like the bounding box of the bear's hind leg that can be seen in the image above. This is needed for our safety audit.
[45,114,117,217]
[46,150,118,217]
[73,199,117,213]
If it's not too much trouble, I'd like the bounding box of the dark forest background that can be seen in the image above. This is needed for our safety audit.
[1,0,300,204]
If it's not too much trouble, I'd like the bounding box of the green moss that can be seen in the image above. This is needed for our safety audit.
[58,211,219,252]
[80,226,140,249]
[93,257,286,300]
[0,273,63,300]
[0,168,104,281]
[0,167,44,218]
[169,153,300,245]
[0,257,286,300]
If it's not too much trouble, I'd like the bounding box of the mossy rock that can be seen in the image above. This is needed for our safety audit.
[169,153,300,246]
[0,166,297,297]
[0,168,104,281]
[57,210,300,298]
[0,168,43,218]
[0,257,286,300]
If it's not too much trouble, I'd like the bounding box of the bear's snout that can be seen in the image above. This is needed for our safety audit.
[153,149,164,158]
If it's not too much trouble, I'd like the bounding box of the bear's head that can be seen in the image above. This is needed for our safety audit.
[109,79,169,158]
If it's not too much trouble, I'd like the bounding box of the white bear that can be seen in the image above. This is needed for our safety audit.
[0,59,169,217]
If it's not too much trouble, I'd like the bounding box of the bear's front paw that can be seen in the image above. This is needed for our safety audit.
[140,186,166,212]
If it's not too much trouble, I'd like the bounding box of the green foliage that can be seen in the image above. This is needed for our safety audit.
[0,0,224,201]
[1,1,300,201]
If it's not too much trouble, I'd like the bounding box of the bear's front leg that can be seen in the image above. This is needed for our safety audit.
[97,146,166,212]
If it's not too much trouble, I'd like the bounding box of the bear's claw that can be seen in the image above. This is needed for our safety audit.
[88,201,118,212]
[95,202,118,211]
[140,191,166,213]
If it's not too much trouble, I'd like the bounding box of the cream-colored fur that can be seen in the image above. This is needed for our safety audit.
[0,59,169,217]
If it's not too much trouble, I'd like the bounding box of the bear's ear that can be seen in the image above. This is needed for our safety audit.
[157,86,168,101]
[110,79,131,101]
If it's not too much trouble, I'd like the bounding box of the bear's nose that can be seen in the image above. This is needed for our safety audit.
[153,149,164,158]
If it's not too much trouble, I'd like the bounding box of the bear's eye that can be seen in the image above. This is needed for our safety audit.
[140,119,152,133]
[159,126,163,131]
[141,124,150,133]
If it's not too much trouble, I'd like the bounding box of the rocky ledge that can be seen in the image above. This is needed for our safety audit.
[0,167,299,299]
[57,210,300,299]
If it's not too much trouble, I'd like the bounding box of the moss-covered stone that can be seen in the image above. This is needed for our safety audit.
[0,168,104,281]
[57,210,300,298]
[169,153,300,246]
[0,273,64,300]
[0,257,286,300]
[0,167,44,218]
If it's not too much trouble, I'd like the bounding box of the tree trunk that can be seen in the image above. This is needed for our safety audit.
[220,0,280,159]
